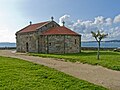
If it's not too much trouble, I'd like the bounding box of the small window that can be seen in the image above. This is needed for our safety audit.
[51,24,54,27]
[75,39,77,44]
[49,43,51,46]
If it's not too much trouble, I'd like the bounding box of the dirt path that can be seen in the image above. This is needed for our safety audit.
[0,50,120,90]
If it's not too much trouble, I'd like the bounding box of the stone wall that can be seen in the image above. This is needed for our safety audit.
[39,35,81,54]
[48,35,65,54]
[39,35,47,53]
[16,21,59,53]
[65,35,81,53]
[16,32,38,53]
[16,21,81,54]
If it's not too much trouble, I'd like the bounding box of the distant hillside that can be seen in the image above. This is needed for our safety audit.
[82,40,120,43]
[105,40,120,42]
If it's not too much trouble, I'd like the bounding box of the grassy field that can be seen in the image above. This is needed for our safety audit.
[0,56,107,90]
[30,51,120,71]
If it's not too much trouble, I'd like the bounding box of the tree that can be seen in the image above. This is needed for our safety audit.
[91,30,108,60]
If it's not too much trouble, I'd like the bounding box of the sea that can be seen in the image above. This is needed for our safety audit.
[0,43,16,48]
[81,41,120,48]
[0,42,120,48]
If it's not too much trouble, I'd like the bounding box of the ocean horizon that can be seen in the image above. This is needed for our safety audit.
[81,41,120,48]
[0,43,16,48]
[0,41,120,48]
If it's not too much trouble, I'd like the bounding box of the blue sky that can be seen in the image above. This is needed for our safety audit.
[0,0,120,42]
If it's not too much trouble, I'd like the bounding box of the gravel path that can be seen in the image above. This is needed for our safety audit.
[0,50,120,90]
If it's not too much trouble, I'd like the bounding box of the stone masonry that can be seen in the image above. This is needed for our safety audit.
[16,20,81,54]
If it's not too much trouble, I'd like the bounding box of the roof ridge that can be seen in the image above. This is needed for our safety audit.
[36,21,51,30]
[32,21,50,25]
[16,25,30,34]
[16,21,51,34]
[61,26,80,35]
[42,26,81,35]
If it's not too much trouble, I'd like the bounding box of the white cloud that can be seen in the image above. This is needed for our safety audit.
[59,14,74,28]
[0,27,15,42]
[105,18,112,25]
[109,27,120,38]
[59,14,70,25]
[59,14,120,41]
[114,14,120,23]
[94,16,105,25]
[0,0,29,42]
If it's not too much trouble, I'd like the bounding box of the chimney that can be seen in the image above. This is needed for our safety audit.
[30,21,32,25]
[51,16,54,21]
[62,21,65,26]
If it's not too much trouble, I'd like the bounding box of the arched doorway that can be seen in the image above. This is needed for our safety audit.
[26,42,29,52]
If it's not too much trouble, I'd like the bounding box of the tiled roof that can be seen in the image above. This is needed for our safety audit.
[17,21,50,33]
[42,26,80,35]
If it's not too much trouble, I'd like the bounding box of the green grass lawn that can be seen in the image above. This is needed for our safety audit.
[30,51,120,71]
[0,56,107,90]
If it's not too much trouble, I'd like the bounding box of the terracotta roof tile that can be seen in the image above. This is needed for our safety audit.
[42,26,80,35]
[18,21,50,33]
